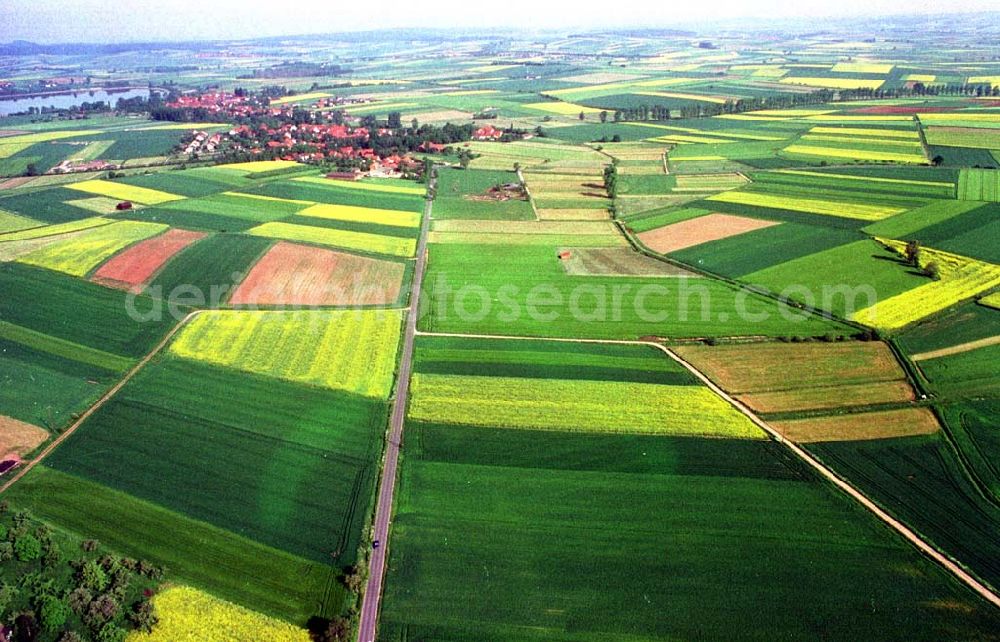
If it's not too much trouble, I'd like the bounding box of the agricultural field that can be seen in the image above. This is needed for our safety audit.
[379,336,1000,641]
[5,20,1000,642]
[169,309,403,397]
[637,212,779,254]
[674,341,915,416]
[247,221,416,258]
[419,242,849,339]
[90,228,206,291]
[228,241,406,307]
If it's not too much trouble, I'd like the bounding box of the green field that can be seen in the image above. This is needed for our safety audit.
[433,168,534,220]
[957,168,1000,201]
[669,221,858,278]
[810,433,1000,596]
[5,466,339,624]
[146,233,273,302]
[0,263,177,357]
[743,240,927,318]
[419,242,849,339]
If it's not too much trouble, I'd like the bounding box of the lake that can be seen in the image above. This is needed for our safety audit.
[0,88,150,117]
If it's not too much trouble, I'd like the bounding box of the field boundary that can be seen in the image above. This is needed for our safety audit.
[0,309,201,495]
[409,328,1000,611]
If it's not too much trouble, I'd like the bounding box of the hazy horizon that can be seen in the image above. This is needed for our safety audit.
[1,0,997,44]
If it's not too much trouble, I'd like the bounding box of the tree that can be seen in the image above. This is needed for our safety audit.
[0,582,16,618]
[129,598,157,632]
[319,617,351,642]
[24,163,40,177]
[79,559,109,593]
[459,153,470,170]
[578,111,585,121]
[342,566,365,593]
[42,541,61,569]
[923,261,941,280]
[931,155,944,166]
[39,596,70,631]
[599,110,608,123]
[411,117,419,130]
[904,240,921,266]
[513,161,521,173]
[95,623,127,642]
[387,111,402,129]
[15,533,41,562]
[68,587,92,614]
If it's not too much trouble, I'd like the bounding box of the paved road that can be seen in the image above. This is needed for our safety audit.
[406,329,1000,611]
[0,310,202,495]
[357,178,435,642]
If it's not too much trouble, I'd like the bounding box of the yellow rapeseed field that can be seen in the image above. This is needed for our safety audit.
[269,92,332,105]
[409,374,766,438]
[247,221,416,257]
[126,586,312,642]
[170,309,403,398]
[808,126,919,139]
[783,144,927,164]
[298,203,420,228]
[852,241,1000,330]
[65,179,184,205]
[706,190,905,221]
[523,101,603,115]
[780,77,885,90]
[293,175,425,195]
[213,160,302,173]
[830,62,894,74]
[18,221,167,277]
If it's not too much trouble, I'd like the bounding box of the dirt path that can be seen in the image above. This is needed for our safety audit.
[356,180,434,642]
[911,335,1000,361]
[0,310,201,495]
[409,329,1000,611]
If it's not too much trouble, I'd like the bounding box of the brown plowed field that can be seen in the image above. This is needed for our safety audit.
[228,241,404,306]
[638,212,778,254]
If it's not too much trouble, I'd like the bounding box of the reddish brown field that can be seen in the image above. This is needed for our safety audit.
[92,228,205,291]
[0,176,36,190]
[229,241,404,306]
[771,407,940,443]
[851,106,957,115]
[638,213,778,254]
[675,341,916,415]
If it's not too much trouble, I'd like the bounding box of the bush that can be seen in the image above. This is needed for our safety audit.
[95,623,127,642]
[79,559,109,593]
[15,534,42,562]
[0,582,16,617]
[40,596,70,631]
[68,587,93,614]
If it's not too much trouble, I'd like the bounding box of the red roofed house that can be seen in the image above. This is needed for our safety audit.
[473,125,503,141]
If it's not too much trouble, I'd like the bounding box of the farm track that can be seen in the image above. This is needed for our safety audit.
[911,335,1000,361]
[0,309,202,495]
[357,179,434,642]
[407,328,1000,611]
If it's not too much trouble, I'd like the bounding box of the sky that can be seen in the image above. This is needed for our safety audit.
[1,0,996,43]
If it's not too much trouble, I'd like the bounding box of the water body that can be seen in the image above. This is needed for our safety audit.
[0,88,150,117]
